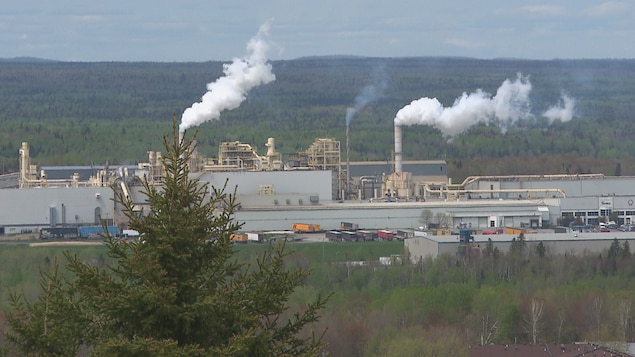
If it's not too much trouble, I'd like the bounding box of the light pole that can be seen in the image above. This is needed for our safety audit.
[322,235,325,263]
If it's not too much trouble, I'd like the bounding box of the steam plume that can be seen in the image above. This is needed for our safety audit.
[394,74,574,136]
[179,22,276,133]
[543,92,575,123]
[346,78,386,126]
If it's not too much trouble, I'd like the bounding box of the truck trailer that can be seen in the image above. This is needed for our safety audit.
[292,223,321,232]
[78,226,118,239]
[377,229,394,241]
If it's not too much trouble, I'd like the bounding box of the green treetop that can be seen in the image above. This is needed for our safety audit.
[6,121,328,356]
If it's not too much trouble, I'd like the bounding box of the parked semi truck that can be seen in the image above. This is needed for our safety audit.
[78,226,118,239]
[340,222,359,230]
[40,225,118,239]
[325,230,342,242]
[358,230,378,241]
[231,232,262,243]
[292,223,321,232]
[231,233,248,243]
[341,231,362,242]
[377,229,394,241]
[39,227,80,239]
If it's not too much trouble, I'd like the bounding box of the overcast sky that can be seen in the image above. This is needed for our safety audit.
[1,1,634,62]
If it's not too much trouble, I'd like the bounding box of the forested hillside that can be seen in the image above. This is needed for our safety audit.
[6,239,635,355]
[1,57,634,181]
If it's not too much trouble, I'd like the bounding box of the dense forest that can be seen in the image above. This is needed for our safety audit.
[4,238,635,356]
[1,57,635,181]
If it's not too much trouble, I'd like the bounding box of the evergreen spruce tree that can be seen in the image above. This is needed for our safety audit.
[6,122,328,356]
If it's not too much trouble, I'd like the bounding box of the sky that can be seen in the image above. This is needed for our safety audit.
[1,1,634,62]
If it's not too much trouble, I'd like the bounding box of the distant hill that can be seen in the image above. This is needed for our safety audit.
[0,57,634,181]
[0,57,59,63]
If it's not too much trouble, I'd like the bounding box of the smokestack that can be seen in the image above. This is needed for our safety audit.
[346,124,350,198]
[394,125,402,174]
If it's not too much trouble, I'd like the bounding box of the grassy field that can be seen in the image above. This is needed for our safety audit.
[234,240,405,263]
[0,239,404,311]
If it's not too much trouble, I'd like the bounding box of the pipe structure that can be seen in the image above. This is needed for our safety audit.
[449,174,606,189]
[422,184,567,199]
[394,125,402,174]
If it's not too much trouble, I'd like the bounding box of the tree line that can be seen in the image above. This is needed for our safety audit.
[298,234,635,356]
[1,57,635,181]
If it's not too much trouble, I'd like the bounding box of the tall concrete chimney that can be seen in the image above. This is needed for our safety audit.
[394,125,402,174]
[346,124,350,198]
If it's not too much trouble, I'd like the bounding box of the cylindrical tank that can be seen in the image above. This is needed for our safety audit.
[266,137,276,157]
[148,151,156,166]
[394,125,402,173]
[19,142,29,177]
[19,142,31,188]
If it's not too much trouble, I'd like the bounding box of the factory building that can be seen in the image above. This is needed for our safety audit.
[405,231,635,263]
[231,199,549,232]
[0,186,115,236]
[3,137,635,238]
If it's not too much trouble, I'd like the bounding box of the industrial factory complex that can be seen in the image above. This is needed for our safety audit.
[2,126,635,261]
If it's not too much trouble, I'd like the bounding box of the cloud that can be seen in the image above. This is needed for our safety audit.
[521,5,565,16]
[444,37,485,50]
[70,15,105,23]
[585,1,631,17]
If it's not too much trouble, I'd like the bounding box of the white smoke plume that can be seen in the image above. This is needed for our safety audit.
[394,74,574,137]
[346,72,387,127]
[179,22,276,133]
[543,92,575,123]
